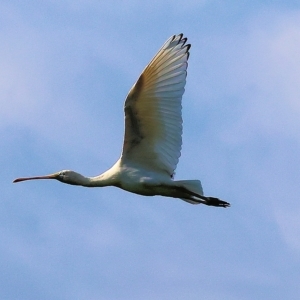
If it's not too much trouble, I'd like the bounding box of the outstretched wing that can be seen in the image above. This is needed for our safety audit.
[121,34,190,177]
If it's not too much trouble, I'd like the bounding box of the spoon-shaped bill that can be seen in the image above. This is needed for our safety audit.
[13,173,58,183]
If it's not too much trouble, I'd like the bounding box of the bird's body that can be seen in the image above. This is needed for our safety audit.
[14,34,230,208]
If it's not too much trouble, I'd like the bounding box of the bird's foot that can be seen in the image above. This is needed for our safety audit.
[205,197,230,208]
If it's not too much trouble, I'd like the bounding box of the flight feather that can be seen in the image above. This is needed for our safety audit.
[122,34,190,177]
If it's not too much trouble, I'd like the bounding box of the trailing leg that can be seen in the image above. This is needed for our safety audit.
[174,180,230,207]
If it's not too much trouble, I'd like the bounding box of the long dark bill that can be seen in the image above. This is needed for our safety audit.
[13,173,58,183]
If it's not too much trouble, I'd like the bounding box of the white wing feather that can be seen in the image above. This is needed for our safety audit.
[121,34,190,177]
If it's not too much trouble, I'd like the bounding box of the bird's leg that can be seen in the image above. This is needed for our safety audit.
[177,186,230,207]
[198,196,230,208]
[188,195,230,207]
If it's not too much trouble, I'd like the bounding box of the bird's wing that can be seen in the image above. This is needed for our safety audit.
[121,34,190,177]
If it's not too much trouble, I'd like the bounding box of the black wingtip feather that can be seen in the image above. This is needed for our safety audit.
[176,34,191,59]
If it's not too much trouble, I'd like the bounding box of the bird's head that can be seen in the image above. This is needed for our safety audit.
[13,170,86,186]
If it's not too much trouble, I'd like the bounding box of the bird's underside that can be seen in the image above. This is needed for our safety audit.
[115,164,230,207]
[128,186,229,207]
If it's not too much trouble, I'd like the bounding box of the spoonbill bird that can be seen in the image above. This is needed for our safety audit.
[13,34,230,207]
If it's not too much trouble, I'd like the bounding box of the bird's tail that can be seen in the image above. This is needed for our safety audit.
[175,180,204,205]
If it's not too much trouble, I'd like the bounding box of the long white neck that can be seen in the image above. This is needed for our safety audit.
[83,160,121,187]
[86,173,116,187]
[70,172,115,187]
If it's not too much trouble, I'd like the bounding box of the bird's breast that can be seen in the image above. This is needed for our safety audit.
[117,166,172,196]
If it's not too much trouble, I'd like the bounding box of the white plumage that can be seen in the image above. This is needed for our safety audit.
[123,34,186,177]
[13,34,229,208]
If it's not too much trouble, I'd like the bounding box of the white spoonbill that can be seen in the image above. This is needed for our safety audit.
[13,34,229,207]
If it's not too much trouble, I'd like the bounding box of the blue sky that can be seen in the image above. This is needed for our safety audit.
[2,1,300,299]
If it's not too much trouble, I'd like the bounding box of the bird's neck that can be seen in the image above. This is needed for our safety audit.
[86,169,118,187]
[86,174,114,187]
[82,160,121,187]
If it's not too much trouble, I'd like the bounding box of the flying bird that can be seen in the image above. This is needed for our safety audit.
[13,34,230,207]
